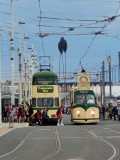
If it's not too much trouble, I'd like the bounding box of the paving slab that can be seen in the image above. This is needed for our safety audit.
[0,123,29,136]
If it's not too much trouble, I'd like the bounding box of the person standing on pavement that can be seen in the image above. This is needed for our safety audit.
[42,108,49,125]
[57,106,64,126]
[29,104,33,117]
[3,104,8,122]
[107,105,113,120]
[34,110,42,125]
[101,104,106,120]
[117,104,120,121]
[9,105,16,128]
[112,106,118,120]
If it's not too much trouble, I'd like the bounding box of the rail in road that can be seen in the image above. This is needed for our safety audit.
[0,115,120,160]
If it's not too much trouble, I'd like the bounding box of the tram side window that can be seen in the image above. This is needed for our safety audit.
[37,98,53,107]
[55,98,59,106]
[32,98,36,107]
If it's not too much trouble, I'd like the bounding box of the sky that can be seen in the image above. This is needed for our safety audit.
[1,0,120,82]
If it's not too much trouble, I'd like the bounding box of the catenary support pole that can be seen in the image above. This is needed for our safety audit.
[10,0,15,105]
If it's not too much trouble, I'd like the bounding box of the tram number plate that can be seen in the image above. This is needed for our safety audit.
[37,86,53,93]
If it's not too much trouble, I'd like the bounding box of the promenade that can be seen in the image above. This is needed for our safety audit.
[0,122,29,136]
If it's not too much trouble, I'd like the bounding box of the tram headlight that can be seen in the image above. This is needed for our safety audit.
[77,110,80,116]
[91,110,95,116]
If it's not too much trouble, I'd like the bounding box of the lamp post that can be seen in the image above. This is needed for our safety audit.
[118,52,120,83]
[18,21,25,104]
[10,0,15,105]
[24,36,30,101]
[102,61,105,106]
[107,56,112,103]
[0,73,1,128]
[28,47,32,104]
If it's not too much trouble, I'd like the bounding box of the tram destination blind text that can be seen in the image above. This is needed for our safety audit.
[37,86,53,93]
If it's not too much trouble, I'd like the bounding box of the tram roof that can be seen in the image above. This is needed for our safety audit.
[33,71,58,78]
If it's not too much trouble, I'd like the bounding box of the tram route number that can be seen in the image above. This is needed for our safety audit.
[37,86,53,93]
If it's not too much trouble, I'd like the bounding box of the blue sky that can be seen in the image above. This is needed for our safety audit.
[1,0,120,82]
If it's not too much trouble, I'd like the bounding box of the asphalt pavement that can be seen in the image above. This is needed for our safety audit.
[1,115,120,160]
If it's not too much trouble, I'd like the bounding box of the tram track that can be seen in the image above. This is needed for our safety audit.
[83,127,119,160]
[0,127,35,159]
[0,126,61,160]
[39,126,61,160]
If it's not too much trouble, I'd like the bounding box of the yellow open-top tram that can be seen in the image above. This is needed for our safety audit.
[70,72,99,124]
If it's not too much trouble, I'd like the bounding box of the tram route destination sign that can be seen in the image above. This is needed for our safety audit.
[37,86,53,93]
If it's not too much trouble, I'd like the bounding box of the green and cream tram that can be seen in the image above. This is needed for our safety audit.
[70,72,99,124]
[32,70,60,124]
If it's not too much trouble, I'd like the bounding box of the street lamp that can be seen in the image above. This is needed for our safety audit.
[18,20,25,104]
[28,47,32,104]
[24,35,30,101]
[0,34,2,128]
[107,56,112,103]
[10,0,15,105]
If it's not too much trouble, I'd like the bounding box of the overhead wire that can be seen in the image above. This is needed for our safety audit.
[77,2,120,72]
[1,0,120,81]
[38,0,45,58]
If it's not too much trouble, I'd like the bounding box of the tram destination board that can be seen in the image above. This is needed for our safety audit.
[37,86,53,93]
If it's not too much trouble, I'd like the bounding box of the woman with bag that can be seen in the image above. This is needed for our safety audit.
[57,106,64,126]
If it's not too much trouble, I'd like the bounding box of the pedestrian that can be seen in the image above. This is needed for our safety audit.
[29,104,33,117]
[112,106,118,120]
[9,105,16,128]
[57,106,64,126]
[42,108,49,125]
[24,101,29,122]
[34,110,42,125]
[3,104,8,122]
[101,104,106,120]
[18,105,25,122]
[117,104,120,121]
[8,103,13,116]
[107,105,113,120]
[29,114,36,126]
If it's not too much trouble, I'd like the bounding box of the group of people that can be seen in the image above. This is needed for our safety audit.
[2,102,64,127]
[99,104,120,121]
[2,102,33,125]
[29,108,49,126]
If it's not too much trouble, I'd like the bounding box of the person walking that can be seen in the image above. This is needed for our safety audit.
[57,106,64,126]
[117,104,120,121]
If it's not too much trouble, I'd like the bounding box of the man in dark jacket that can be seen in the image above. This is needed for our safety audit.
[112,106,118,120]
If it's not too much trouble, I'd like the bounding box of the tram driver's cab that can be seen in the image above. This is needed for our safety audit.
[75,93,95,105]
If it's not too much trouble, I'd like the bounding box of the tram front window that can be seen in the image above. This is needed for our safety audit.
[33,77,58,85]
[75,95,85,104]
[87,95,95,104]
[37,98,53,107]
